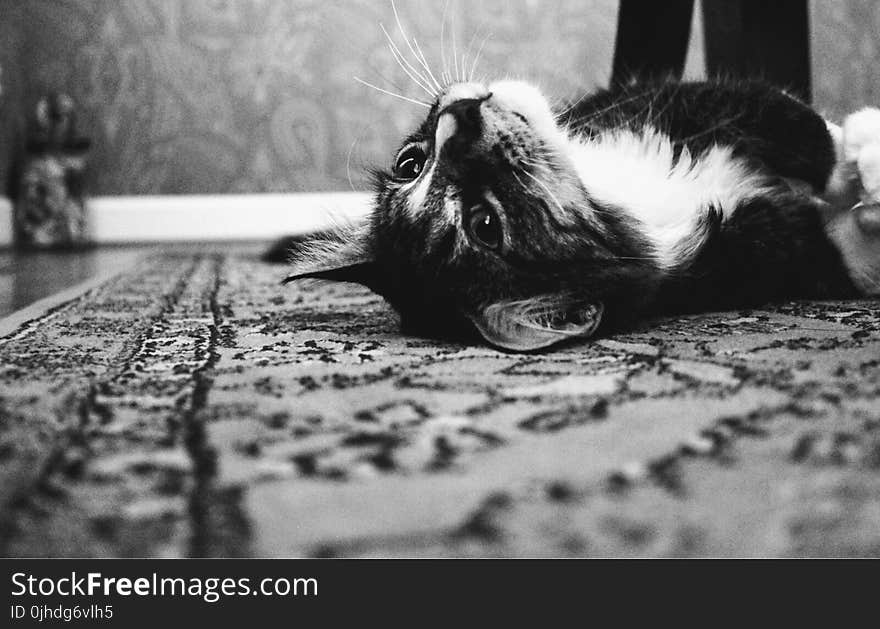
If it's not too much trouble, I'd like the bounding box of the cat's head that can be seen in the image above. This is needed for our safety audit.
[285,81,660,351]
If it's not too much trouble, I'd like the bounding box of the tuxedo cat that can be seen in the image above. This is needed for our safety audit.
[280,78,880,351]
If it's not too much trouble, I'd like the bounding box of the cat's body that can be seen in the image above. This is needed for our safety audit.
[563,80,858,315]
[281,78,880,351]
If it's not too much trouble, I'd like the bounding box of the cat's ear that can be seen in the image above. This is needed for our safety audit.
[470,297,604,352]
[281,223,379,287]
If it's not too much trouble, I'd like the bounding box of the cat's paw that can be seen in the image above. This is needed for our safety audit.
[823,109,880,295]
[855,202,880,236]
[843,107,880,201]
[828,201,880,295]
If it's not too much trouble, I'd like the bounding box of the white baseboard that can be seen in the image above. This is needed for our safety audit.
[0,192,373,247]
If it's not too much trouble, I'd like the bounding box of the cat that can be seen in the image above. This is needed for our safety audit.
[277,77,880,351]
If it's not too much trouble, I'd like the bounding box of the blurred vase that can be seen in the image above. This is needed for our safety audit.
[13,93,92,249]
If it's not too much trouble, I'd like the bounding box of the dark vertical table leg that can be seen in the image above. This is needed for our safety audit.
[611,0,696,86]
[702,0,812,102]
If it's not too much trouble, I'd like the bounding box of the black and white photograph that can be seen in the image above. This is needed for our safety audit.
[1,0,880,600]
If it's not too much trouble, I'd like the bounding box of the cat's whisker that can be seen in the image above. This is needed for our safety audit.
[566,90,648,135]
[450,2,460,82]
[518,146,555,166]
[679,112,745,143]
[555,91,591,122]
[412,36,443,93]
[381,24,437,97]
[617,90,665,133]
[519,166,567,217]
[364,57,416,98]
[641,84,679,130]
[390,0,440,95]
[354,77,431,107]
[346,134,363,193]
[510,169,531,196]
[440,0,453,87]
[459,30,479,85]
[388,44,436,98]
[468,30,491,82]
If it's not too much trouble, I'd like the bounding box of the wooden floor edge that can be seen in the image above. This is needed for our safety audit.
[0,253,148,340]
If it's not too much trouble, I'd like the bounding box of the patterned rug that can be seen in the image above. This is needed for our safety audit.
[1,249,880,557]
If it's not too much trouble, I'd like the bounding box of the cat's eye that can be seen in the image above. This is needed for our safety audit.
[467,205,503,251]
[393,144,427,181]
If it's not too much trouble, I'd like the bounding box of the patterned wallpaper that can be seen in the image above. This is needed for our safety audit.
[0,0,877,196]
[811,0,880,120]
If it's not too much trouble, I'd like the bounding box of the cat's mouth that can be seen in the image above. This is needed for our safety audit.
[469,299,605,352]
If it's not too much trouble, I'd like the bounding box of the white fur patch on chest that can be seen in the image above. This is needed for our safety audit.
[567,127,769,269]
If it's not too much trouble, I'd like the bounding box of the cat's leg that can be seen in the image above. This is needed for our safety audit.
[823,108,880,295]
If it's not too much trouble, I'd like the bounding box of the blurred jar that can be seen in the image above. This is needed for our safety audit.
[13,93,91,249]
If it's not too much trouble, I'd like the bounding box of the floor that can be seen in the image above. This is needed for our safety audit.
[1,247,880,557]
[0,246,151,318]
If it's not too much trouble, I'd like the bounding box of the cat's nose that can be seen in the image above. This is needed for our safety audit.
[440,96,489,135]
[435,94,491,155]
